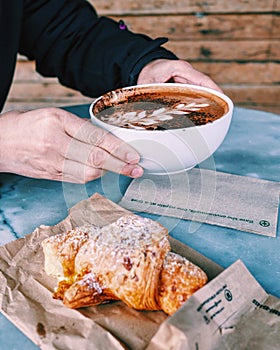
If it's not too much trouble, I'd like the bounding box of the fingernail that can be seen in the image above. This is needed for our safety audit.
[130,166,143,178]
[126,152,140,164]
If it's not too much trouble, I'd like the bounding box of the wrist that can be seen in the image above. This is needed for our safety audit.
[124,38,178,86]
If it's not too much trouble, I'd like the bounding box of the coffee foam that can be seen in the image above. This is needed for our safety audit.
[93,86,228,131]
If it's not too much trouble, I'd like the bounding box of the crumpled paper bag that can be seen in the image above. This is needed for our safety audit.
[147,260,280,350]
[0,193,221,350]
[1,193,278,350]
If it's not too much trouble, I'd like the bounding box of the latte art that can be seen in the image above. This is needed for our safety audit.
[93,87,228,131]
[98,102,210,130]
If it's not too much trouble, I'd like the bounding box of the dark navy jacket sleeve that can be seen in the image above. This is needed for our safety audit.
[19,0,178,97]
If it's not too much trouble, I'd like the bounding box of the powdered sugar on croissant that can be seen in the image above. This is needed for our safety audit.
[42,214,207,315]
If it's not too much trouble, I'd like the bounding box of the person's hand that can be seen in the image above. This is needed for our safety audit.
[137,59,222,92]
[0,108,143,183]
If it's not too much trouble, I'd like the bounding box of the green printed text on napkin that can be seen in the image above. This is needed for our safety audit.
[119,169,279,237]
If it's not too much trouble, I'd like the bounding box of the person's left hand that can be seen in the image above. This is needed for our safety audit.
[137,59,222,92]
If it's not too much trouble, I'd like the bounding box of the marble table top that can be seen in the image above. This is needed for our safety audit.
[0,105,279,349]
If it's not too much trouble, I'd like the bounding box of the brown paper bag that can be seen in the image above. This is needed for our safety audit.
[148,260,280,350]
[0,193,222,350]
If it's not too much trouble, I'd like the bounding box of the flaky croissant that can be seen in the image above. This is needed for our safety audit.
[42,214,207,315]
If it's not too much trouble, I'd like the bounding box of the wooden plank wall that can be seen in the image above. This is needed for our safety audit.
[3,0,280,114]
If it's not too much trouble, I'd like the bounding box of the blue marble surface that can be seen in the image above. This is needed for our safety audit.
[0,105,279,349]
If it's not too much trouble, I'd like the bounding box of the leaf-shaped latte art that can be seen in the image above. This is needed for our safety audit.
[100,102,210,130]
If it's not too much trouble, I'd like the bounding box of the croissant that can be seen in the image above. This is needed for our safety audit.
[42,214,207,315]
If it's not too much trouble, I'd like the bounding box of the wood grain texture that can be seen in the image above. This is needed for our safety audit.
[165,40,280,61]
[92,0,278,15]
[192,62,280,84]
[110,14,278,41]
[11,60,280,85]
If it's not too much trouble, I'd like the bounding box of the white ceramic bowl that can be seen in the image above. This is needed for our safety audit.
[89,83,234,175]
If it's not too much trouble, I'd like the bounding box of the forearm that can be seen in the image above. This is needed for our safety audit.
[19,0,177,97]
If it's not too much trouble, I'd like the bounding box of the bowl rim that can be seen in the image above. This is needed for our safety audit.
[89,83,234,134]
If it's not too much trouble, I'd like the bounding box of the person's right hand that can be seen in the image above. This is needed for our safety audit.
[137,59,222,92]
[0,108,143,183]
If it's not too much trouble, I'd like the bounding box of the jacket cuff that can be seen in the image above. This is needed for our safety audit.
[123,37,178,86]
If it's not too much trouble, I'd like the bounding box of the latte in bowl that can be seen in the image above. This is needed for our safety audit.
[89,83,234,174]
